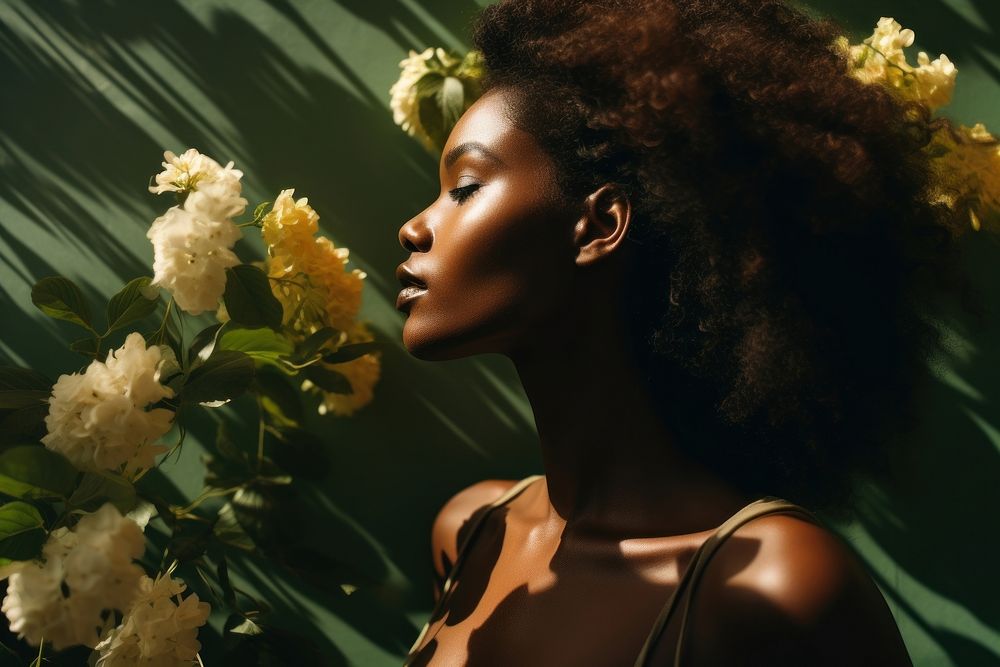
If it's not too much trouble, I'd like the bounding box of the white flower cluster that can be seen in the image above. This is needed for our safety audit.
[147,148,247,315]
[840,17,957,111]
[389,47,441,151]
[1,504,146,651]
[41,332,175,476]
[389,47,473,152]
[95,573,211,666]
[148,148,244,197]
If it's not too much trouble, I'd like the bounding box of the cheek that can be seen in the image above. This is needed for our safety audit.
[447,200,567,313]
[410,200,571,349]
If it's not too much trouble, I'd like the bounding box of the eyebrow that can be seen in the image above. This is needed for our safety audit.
[443,141,506,170]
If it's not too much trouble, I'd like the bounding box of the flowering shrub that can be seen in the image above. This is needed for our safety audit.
[0,148,382,664]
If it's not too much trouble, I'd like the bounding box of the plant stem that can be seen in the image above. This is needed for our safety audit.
[152,297,175,345]
[32,638,43,667]
[173,486,243,516]
[256,396,265,471]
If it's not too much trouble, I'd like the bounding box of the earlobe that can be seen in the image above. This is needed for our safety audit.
[574,184,632,265]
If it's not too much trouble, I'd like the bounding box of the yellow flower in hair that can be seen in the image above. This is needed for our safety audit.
[840,17,957,112]
[926,122,1000,234]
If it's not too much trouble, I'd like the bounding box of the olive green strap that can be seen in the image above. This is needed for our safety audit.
[404,474,545,665]
[633,497,822,667]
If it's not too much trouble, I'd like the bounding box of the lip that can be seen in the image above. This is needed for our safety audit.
[396,285,427,312]
[396,263,427,290]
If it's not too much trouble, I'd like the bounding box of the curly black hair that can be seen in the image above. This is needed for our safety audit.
[471,0,986,517]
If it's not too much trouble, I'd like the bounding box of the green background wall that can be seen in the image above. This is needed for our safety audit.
[0,1,997,665]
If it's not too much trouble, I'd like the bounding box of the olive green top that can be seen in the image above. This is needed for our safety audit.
[404,475,821,666]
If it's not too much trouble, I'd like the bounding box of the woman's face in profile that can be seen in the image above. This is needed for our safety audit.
[396,87,578,360]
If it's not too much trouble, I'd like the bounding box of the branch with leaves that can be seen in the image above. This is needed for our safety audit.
[0,148,382,665]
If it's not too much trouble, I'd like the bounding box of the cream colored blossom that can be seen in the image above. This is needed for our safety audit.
[1,504,145,650]
[147,182,245,315]
[148,149,248,315]
[389,47,437,152]
[388,48,483,152]
[149,148,244,197]
[842,17,957,112]
[95,573,210,666]
[42,332,174,476]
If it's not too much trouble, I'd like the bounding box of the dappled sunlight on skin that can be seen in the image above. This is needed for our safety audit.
[407,492,789,666]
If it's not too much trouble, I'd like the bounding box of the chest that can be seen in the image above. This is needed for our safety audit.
[407,515,706,667]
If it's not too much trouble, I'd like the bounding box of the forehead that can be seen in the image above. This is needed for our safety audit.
[441,88,556,178]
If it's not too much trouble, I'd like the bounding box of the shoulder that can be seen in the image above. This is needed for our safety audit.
[430,479,520,586]
[681,512,912,666]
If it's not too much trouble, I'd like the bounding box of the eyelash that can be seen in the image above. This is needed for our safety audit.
[448,183,480,204]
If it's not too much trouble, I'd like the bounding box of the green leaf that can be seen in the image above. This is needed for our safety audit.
[215,502,255,552]
[0,501,45,561]
[67,471,137,513]
[267,428,329,481]
[217,326,294,370]
[414,71,444,98]
[0,367,50,392]
[322,340,381,364]
[223,265,284,330]
[69,337,101,358]
[168,516,213,562]
[439,76,466,131]
[0,446,78,500]
[188,323,224,364]
[418,90,447,151]
[292,327,341,363]
[0,405,48,446]
[253,200,272,222]
[255,369,303,428]
[0,390,48,410]
[225,613,264,636]
[182,351,255,404]
[214,422,243,462]
[303,365,353,394]
[106,277,159,334]
[31,276,93,330]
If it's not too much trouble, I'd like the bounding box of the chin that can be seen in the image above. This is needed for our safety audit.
[402,319,506,361]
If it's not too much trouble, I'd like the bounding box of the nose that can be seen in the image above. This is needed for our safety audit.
[398,209,432,253]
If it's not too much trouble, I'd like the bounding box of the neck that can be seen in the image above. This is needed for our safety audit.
[508,265,750,540]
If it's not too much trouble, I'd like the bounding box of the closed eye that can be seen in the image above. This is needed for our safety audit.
[448,183,481,204]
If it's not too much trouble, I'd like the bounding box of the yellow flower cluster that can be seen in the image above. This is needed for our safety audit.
[836,17,998,235]
[926,123,1000,235]
[262,189,381,416]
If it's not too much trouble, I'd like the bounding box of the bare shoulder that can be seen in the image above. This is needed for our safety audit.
[682,512,913,666]
[429,479,519,589]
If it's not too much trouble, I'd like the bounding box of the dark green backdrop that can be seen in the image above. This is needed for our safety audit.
[0,1,997,665]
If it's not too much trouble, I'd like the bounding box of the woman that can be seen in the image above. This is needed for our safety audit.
[395,0,975,664]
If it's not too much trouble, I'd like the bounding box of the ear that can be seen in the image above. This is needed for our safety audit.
[573,183,633,266]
